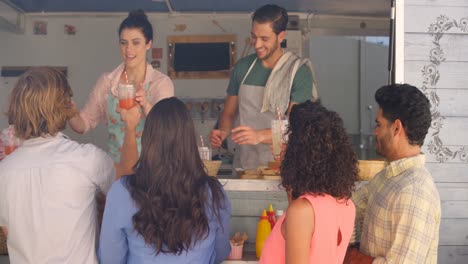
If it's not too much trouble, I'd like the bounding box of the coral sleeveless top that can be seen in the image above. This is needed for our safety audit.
[259,194,355,264]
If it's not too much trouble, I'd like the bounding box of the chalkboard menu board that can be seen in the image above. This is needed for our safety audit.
[167,35,236,79]
[174,43,230,71]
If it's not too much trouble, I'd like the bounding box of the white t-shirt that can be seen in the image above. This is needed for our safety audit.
[0,132,115,264]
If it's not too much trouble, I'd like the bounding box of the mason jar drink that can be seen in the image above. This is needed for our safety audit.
[271,119,288,158]
[117,83,136,109]
[2,126,21,156]
[198,146,212,161]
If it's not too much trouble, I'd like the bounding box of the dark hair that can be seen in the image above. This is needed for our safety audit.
[8,67,77,140]
[375,84,431,146]
[118,9,153,43]
[281,100,357,200]
[124,97,227,255]
[252,4,288,34]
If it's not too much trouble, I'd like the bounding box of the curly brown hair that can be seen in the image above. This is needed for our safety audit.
[281,100,358,200]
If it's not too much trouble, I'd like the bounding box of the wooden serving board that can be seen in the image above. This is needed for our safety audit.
[261,175,281,180]
[239,174,281,180]
[239,174,262,179]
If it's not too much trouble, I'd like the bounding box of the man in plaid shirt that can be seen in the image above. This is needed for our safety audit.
[345,84,441,264]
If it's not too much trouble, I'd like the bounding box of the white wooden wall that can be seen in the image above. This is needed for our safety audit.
[405,1,468,263]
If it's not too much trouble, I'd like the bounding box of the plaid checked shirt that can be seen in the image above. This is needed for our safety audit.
[352,154,441,264]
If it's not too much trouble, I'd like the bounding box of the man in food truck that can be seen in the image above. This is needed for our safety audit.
[209,4,318,170]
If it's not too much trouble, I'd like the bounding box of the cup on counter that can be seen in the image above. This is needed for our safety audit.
[228,232,248,260]
[198,146,212,161]
[117,83,136,109]
[271,118,288,159]
[227,244,244,260]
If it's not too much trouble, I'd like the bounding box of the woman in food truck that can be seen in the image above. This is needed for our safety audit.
[69,9,174,163]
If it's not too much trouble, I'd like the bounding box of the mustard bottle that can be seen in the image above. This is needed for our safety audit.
[256,209,272,259]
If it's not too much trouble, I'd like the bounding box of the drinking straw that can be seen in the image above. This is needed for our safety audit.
[200,135,205,148]
[276,107,283,132]
[124,70,129,84]
[276,107,281,121]
[275,107,285,148]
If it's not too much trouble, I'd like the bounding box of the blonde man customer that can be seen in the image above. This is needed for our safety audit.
[0,67,116,264]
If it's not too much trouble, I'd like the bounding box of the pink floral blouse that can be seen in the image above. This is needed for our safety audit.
[80,63,174,132]
[79,63,174,161]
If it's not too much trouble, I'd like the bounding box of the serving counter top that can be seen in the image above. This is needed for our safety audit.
[218,178,283,192]
[218,176,368,191]
[216,165,283,192]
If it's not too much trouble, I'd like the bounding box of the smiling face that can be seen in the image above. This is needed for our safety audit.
[119,28,152,70]
[251,21,284,63]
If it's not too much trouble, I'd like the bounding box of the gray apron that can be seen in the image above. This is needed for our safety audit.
[236,58,286,169]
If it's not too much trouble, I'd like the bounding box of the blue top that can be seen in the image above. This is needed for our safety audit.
[98,177,231,264]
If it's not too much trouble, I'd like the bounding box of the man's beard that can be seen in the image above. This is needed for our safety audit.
[258,41,279,61]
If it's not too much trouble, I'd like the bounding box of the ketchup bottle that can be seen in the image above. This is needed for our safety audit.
[267,204,276,229]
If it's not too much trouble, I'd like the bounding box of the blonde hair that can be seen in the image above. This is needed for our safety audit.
[7,67,78,139]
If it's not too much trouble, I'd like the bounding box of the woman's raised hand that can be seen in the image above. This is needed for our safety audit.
[120,105,141,132]
[135,82,151,111]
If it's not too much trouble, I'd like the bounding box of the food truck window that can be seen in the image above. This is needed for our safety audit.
[167,35,236,79]
[173,43,230,72]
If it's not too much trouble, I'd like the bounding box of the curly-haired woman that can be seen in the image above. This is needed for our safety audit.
[260,100,358,264]
[98,97,231,264]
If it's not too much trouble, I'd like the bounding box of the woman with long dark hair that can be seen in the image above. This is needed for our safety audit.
[260,100,357,264]
[99,97,231,264]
